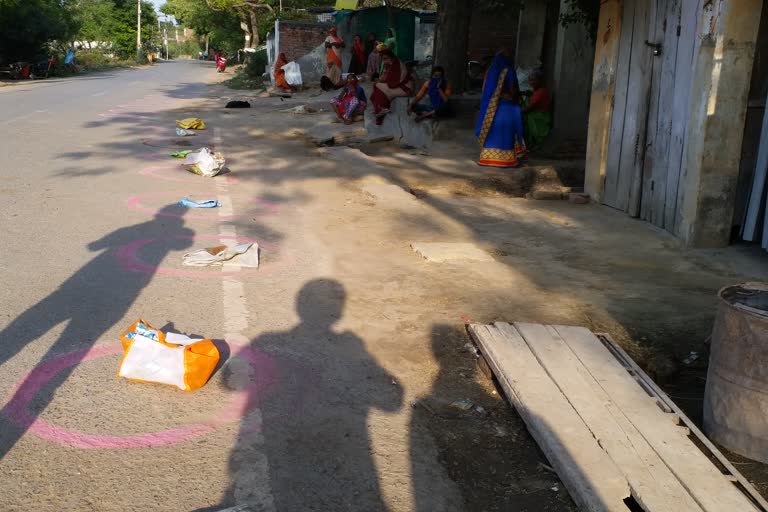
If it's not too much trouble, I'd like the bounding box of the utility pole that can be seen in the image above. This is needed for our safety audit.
[136,0,142,61]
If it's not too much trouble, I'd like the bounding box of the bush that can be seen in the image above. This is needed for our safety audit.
[243,48,268,78]
[224,48,267,90]
[77,51,114,69]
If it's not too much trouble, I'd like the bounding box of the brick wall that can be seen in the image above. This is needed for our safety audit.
[279,22,332,61]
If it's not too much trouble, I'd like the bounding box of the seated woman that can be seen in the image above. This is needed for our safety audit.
[408,66,452,123]
[274,52,295,92]
[331,76,367,124]
[475,49,527,168]
[521,70,552,149]
[370,50,413,125]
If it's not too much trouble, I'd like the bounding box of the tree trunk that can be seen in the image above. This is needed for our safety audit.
[240,17,252,49]
[249,10,260,47]
[433,0,473,94]
[205,34,209,53]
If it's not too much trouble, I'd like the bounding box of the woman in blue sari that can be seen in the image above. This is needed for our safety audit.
[476,50,527,168]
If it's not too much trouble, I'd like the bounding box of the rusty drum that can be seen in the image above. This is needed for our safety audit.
[704,282,768,462]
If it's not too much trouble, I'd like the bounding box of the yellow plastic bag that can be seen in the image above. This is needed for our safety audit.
[118,319,220,391]
[176,117,206,130]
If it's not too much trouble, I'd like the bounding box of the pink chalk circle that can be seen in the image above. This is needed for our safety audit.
[139,164,239,184]
[4,343,276,449]
[115,235,284,278]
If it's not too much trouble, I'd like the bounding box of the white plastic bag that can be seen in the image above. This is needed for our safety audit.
[118,320,220,391]
[181,147,226,177]
[182,242,259,267]
[282,61,303,87]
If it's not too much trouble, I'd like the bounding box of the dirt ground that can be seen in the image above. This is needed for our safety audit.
[201,77,768,510]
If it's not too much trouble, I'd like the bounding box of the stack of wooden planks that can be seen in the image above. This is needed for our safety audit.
[467,322,767,512]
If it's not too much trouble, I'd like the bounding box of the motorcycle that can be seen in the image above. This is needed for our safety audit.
[216,55,227,73]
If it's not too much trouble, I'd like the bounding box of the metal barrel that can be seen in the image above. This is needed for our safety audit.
[704,282,768,462]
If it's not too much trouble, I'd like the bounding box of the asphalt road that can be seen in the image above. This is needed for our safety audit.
[0,61,311,511]
[0,61,543,512]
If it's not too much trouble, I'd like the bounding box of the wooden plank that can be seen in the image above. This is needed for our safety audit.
[667,0,701,233]
[503,322,704,512]
[599,333,768,512]
[604,0,637,209]
[618,0,654,216]
[467,324,631,511]
[648,0,682,227]
[553,325,760,512]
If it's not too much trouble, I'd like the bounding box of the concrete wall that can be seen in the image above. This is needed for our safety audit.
[584,0,623,203]
[677,0,763,247]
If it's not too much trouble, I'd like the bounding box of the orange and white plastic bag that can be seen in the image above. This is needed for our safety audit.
[118,320,220,391]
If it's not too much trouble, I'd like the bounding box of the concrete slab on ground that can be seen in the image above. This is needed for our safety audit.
[411,242,495,263]
[362,181,421,208]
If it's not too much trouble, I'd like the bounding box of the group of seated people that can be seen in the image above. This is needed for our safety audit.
[328,49,455,126]
[274,30,552,167]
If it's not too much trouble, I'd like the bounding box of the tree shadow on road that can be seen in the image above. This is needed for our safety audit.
[208,279,403,512]
[0,204,193,459]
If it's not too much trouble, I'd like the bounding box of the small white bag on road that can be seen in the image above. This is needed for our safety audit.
[182,242,259,267]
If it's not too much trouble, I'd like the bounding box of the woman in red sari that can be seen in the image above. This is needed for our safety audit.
[370,50,412,125]
[348,35,366,75]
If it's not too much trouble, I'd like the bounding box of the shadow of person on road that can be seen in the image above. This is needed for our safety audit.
[221,279,403,512]
[0,204,193,459]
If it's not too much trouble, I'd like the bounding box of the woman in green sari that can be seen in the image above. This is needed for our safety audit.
[521,70,552,150]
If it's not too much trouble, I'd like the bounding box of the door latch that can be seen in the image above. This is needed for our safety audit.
[645,41,662,56]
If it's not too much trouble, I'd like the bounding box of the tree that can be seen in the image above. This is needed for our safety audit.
[73,0,120,49]
[0,0,76,62]
[433,0,472,94]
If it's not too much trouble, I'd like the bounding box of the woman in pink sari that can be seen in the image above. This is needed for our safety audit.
[369,50,413,125]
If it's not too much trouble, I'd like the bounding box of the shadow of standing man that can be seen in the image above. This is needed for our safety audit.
[0,204,193,460]
[223,279,403,512]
